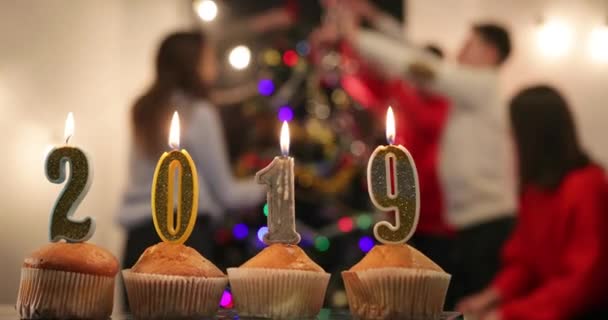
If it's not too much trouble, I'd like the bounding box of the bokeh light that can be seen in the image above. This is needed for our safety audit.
[232,223,249,240]
[258,79,275,96]
[263,49,281,66]
[536,19,573,59]
[589,26,608,63]
[314,236,330,252]
[283,50,299,67]
[229,45,251,70]
[263,203,269,217]
[257,226,269,242]
[193,0,218,22]
[337,217,354,233]
[358,236,375,253]
[296,40,310,56]
[277,106,294,122]
[356,214,373,229]
[219,290,233,308]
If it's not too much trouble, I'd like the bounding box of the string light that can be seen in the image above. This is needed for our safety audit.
[277,106,294,122]
[536,19,573,58]
[263,203,269,217]
[219,290,233,308]
[337,217,354,233]
[314,236,330,252]
[263,49,281,66]
[193,0,218,22]
[589,25,608,63]
[358,236,375,253]
[296,40,311,56]
[283,50,299,67]
[258,79,275,96]
[257,226,269,242]
[229,45,251,70]
[356,214,373,230]
[232,223,249,240]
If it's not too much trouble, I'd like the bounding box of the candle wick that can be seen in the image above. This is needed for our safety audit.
[65,134,72,145]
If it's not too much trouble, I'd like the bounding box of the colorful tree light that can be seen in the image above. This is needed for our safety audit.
[296,40,310,56]
[314,236,330,252]
[257,226,269,242]
[257,79,275,96]
[277,106,294,122]
[232,223,249,240]
[337,216,354,233]
[358,236,374,253]
[283,50,299,67]
[356,214,373,230]
[219,290,233,309]
[263,202,269,216]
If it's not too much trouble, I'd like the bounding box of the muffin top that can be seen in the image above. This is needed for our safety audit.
[241,243,325,272]
[131,242,224,278]
[23,242,119,277]
[350,244,444,272]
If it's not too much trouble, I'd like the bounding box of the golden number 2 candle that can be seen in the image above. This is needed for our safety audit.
[367,107,419,244]
[151,112,199,244]
[46,112,95,242]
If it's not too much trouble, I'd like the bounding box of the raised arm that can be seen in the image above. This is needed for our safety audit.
[352,29,494,109]
[184,105,265,210]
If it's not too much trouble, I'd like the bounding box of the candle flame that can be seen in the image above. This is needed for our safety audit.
[280,121,290,156]
[64,112,74,144]
[386,106,395,145]
[169,111,180,149]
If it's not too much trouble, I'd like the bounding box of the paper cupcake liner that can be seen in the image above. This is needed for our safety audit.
[227,267,330,319]
[16,267,115,319]
[342,268,451,320]
[122,269,227,319]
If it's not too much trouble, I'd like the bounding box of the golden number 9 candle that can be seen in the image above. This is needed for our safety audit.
[46,112,95,242]
[151,112,199,244]
[255,121,301,245]
[367,107,419,244]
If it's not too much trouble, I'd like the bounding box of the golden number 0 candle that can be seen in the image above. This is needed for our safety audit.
[367,107,420,244]
[151,112,199,244]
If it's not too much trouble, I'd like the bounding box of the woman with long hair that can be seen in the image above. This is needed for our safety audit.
[457,85,608,320]
[117,31,264,274]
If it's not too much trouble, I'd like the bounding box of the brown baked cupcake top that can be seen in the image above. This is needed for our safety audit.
[23,242,119,277]
[350,244,444,272]
[131,242,224,278]
[240,243,325,272]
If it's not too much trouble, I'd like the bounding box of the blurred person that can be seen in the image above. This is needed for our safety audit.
[457,85,608,320]
[335,0,516,303]
[117,31,265,284]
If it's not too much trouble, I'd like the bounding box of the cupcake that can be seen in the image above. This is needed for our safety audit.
[122,242,227,319]
[342,244,451,320]
[16,242,118,319]
[228,244,330,319]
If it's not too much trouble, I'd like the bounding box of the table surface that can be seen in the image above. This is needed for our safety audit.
[0,305,462,319]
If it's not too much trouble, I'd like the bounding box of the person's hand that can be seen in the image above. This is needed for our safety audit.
[456,287,501,319]
[481,309,502,320]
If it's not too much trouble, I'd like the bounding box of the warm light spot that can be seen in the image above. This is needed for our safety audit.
[169,111,180,149]
[386,106,395,145]
[280,121,290,156]
[589,25,608,63]
[536,19,573,59]
[193,0,218,22]
[229,45,251,70]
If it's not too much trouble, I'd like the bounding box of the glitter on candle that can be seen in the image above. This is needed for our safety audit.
[258,79,275,96]
[337,217,354,233]
[358,236,375,253]
[232,223,249,240]
[219,290,233,309]
[277,106,293,122]
[314,236,330,252]
[257,226,269,242]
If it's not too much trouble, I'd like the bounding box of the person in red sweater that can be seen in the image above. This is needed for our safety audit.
[457,85,608,320]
